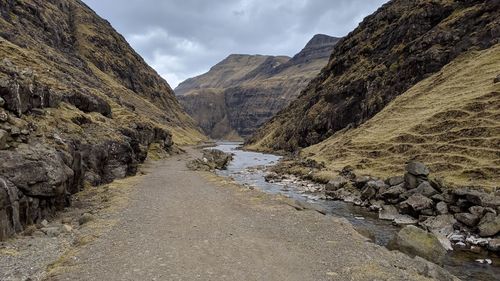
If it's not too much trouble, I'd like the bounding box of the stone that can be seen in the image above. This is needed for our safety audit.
[469,206,485,217]
[79,213,95,225]
[60,224,73,233]
[454,213,480,227]
[436,202,448,215]
[325,176,349,192]
[10,126,20,136]
[361,185,377,201]
[406,161,430,177]
[404,173,420,189]
[379,205,399,221]
[0,109,8,122]
[400,194,434,213]
[415,181,438,197]
[452,188,484,205]
[386,176,404,186]
[494,74,500,83]
[41,227,61,237]
[0,129,8,149]
[487,239,500,252]
[352,175,371,188]
[40,219,49,228]
[393,215,418,225]
[0,97,5,107]
[431,194,445,202]
[478,213,500,237]
[421,215,457,236]
[388,225,447,264]
[380,183,405,200]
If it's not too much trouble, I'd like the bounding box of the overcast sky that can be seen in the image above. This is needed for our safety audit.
[82,0,388,88]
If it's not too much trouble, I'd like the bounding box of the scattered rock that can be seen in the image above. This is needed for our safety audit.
[404,173,420,189]
[393,215,418,225]
[325,176,349,192]
[379,205,399,220]
[477,213,500,237]
[60,224,73,233]
[386,176,404,186]
[79,213,95,225]
[415,181,438,197]
[41,227,60,237]
[352,175,371,188]
[436,202,448,215]
[487,239,500,252]
[454,213,480,227]
[388,225,447,264]
[400,194,434,213]
[406,161,430,177]
[380,184,405,200]
[421,215,457,237]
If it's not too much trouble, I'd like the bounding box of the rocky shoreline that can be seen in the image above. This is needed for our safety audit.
[265,160,500,261]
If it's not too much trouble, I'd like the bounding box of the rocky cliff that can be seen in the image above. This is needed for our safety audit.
[176,34,340,140]
[247,0,499,152]
[0,0,205,240]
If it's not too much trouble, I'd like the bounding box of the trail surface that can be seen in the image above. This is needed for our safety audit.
[50,149,446,281]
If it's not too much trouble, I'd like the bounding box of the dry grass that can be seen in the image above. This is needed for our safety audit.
[303,44,500,190]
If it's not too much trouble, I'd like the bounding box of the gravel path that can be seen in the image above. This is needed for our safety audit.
[47,149,454,281]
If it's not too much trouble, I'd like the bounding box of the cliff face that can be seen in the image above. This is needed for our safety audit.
[247,0,499,152]
[176,34,340,140]
[0,0,205,239]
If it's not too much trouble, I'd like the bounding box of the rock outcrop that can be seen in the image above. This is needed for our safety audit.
[176,34,340,140]
[0,0,204,240]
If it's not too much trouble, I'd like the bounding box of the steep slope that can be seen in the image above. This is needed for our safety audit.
[176,34,340,140]
[247,0,499,152]
[0,0,205,239]
[306,44,500,190]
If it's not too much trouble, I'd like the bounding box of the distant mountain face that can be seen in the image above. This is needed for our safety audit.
[0,0,204,239]
[247,0,500,152]
[175,34,340,140]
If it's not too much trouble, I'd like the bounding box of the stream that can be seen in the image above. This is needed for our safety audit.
[212,142,500,281]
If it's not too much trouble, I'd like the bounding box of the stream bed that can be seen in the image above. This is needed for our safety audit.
[212,142,500,281]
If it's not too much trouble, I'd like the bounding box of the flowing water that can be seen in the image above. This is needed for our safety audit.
[212,142,500,281]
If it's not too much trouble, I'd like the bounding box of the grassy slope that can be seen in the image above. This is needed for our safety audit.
[303,45,500,190]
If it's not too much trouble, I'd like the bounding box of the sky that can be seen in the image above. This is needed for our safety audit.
[82,0,388,88]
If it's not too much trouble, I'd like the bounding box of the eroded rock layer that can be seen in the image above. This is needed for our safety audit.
[0,0,204,240]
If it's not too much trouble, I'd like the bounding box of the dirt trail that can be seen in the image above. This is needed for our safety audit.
[48,148,448,281]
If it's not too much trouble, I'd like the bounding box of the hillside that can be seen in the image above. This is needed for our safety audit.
[306,44,500,190]
[176,34,340,140]
[0,0,205,239]
[247,0,499,152]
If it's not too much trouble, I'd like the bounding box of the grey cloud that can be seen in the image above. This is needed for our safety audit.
[82,0,388,87]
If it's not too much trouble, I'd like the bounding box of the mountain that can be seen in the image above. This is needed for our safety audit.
[247,0,499,188]
[247,0,499,152]
[175,34,340,140]
[0,0,205,239]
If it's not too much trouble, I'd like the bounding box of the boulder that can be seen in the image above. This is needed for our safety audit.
[380,183,405,200]
[421,215,456,236]
[400,194,434,214]
[452,188,484,206]
[477,213,500,237]
[386,176,404,186]
[454,213,480,227]
[415,181,438,197]
[436,202,449,215]
[379,205,399,220]
[352,175,371,189]
[393,215,418,225]
[187,149,233,171]
[388,225,447,264]
[325,176,349,192]
[406,161,430,177]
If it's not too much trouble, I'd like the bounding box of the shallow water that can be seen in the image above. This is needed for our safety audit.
[212,142,500,281]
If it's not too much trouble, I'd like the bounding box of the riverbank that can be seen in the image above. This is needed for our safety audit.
[1,147,458,280]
